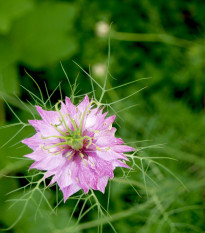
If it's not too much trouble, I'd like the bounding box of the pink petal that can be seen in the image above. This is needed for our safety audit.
[22,133,43,150]
[88,154,114,178]
[112,145,135,153]
[25,148,47,161]
[84,114,97,130]
[28,120,61,137]
[112,160,131,169]
[44,170,56,179]
[96,150,128,161]
[77,161,95,193]
[97,176,109,193]
[95,136,123,147]
[36,106,59,124]
[62,184,81,202]
[103,115,116,128]
[65,97,76,115]
[60,101,77,129]
[57,166,72,189]
[29,154,66,171]
[77,94,90,113]
[23,97,133,200]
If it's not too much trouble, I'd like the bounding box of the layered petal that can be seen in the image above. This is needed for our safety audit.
[22,95,134,202]
[112,145,135,153]
[36,106,59,124]
[62,184,81,202]
[77,94,90,113]
[96,150,129,161]
[22,133,43,150]
[28,120,62,137]
[29,152,66,171]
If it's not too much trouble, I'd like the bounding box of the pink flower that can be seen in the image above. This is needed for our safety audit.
[22,95,134,202]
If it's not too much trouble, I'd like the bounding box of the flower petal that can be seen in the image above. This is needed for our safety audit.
[23,96,133,200]
[77,94,90,113]
[97,176,109,193]
[28,120,61,137]
[22,133,43,150]
[36,106,59,124]
[62,184,81,202]
[65,97,76,115]
[29,153,66,171]
[96,150,128,161]
[112,145,135,153]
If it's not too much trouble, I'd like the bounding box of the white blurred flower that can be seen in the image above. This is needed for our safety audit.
[92,63,106,77]
[96,21,109,37]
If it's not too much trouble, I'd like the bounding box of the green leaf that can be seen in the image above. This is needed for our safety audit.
[10,2,78,68]
[0,64,19,94]
[2,189,80,233]
[0,36,19,68]
[0,0,34,34]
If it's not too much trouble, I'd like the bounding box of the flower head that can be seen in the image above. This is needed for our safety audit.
[22,95,134,202]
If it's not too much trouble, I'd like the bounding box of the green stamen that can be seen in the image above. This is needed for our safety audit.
[41,135,70,140]
[50,123,66,136]
[55,101,74,134]
[66,151,75,160]
[78,100,100,132]
[42,100,102,156]
[82,136,93,148]
[79,152,87,166]
[43,142,69,150]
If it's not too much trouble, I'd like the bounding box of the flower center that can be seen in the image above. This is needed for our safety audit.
[65,133,84,151]
[41,100,100,156]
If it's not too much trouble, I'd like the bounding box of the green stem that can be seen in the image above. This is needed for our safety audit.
[111,31,194,48]
[83,136,93,148]
[79,100,100,132]
[51,123,66,136]
[0,100,5,125]
[42,142,69,150]
[55,101,74,134]
[41,135,69,140]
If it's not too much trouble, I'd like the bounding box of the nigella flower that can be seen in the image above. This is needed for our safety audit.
[22,95,134,202]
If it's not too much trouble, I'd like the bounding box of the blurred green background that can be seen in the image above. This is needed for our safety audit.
[0,0,205,232]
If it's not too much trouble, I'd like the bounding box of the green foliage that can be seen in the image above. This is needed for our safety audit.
[0,0,33,34]
[0,0,205,232]
[10,2,77,67]
[0,0,77,95]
